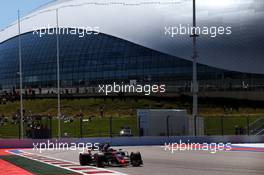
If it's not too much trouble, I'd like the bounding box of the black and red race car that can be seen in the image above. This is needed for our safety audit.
[79,143,143,167]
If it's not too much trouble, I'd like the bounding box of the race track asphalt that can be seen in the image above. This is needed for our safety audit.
[25,146,264,175]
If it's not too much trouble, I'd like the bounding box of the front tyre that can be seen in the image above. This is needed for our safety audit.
[79,153,92,166]
[94,153,105,167]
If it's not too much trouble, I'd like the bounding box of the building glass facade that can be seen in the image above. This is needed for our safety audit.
[0,30,263,91]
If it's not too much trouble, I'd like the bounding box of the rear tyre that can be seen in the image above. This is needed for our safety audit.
[130,152,143,167]
[79,153,92,166]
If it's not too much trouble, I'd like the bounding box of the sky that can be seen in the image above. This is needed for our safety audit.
[0,0,54,30]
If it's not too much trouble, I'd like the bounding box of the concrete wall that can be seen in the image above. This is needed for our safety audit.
[137,109,189,136]
[0,136,263,148]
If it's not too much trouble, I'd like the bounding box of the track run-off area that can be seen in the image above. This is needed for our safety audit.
[0,144,262,175]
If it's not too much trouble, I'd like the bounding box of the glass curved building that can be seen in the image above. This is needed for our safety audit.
[0,0,263,94]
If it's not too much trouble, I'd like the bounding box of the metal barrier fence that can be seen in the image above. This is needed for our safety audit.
[0,116,137,139]
[204,116,264,136]
[0,115,263,138]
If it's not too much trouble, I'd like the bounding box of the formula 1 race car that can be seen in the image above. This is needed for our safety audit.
[79,143,143,167]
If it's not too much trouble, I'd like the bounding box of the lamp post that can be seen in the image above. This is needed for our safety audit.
[56,9,61,138]
[18,10,24,139]
[191,0,198,136]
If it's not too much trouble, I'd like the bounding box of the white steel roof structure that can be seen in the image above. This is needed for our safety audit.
[0,0,263,74]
